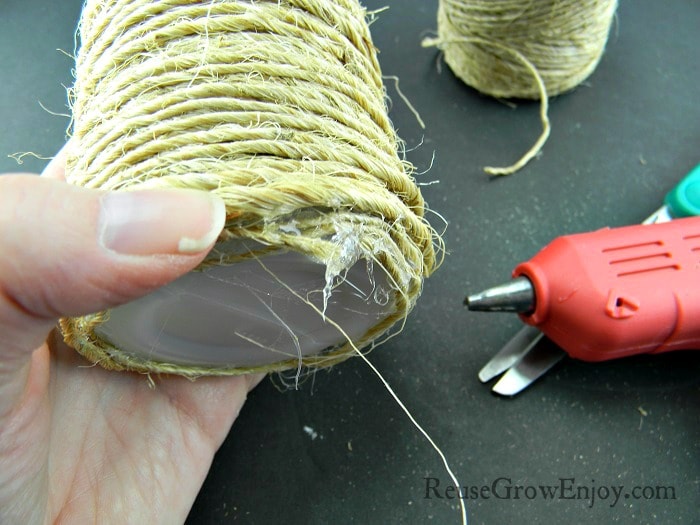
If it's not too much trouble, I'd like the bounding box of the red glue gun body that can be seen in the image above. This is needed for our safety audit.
[514,216,700,361]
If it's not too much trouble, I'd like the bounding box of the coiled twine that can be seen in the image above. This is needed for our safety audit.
[436,0,617,98]
[426,0,617,174]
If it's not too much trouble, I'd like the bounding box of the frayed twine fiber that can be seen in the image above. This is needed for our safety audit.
[59,0,441,377]
[423,0,617,175]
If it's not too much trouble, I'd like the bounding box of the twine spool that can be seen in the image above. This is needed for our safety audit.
[425,0,617,175]
[59,0,439,377]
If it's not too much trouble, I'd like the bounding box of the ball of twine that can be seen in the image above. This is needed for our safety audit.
[424,0,617,175]
[59,0,440,377]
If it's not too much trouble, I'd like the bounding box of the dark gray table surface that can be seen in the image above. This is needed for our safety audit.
[2,1,698,524]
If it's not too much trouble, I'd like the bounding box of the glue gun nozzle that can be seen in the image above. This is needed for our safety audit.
[466,276,535,313]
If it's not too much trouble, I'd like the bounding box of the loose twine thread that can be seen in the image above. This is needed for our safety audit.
[59,0,443,377]
[423,0,618,175]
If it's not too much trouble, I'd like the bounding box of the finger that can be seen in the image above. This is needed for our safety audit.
[246,372,265,392]
[0,174,225,411]
[158,373,260,454]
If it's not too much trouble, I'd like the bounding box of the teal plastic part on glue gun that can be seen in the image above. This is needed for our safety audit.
[665,163,700,218]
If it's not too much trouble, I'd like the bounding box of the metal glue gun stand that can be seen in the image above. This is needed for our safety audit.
[467,163,700,396]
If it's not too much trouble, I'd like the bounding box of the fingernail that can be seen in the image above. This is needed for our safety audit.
[99,190,225,256]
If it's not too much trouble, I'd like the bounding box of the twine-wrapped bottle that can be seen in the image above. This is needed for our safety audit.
[60,0,439,377]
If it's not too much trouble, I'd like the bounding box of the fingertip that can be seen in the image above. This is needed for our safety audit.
[98,189,226,257]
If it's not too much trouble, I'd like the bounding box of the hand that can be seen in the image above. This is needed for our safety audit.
[0,146,262,524]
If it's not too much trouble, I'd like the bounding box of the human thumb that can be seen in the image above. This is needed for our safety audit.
[0,169,225,378]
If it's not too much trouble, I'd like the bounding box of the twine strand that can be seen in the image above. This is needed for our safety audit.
[424,0,617,175]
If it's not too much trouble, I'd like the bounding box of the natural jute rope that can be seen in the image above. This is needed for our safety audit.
[59,0,440,377]
[424,0,617,175]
